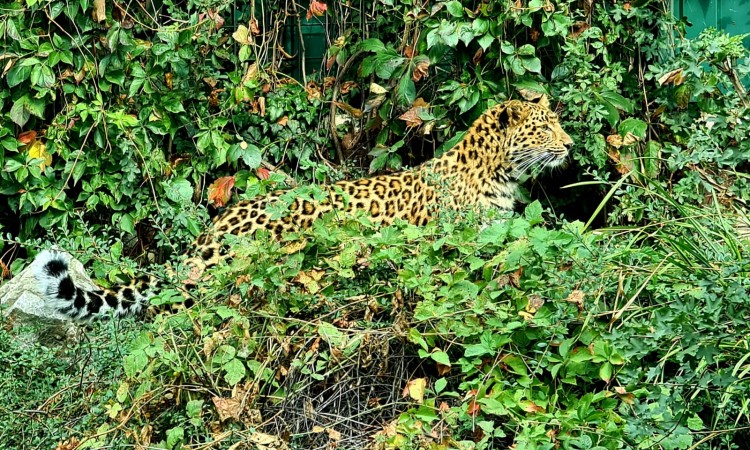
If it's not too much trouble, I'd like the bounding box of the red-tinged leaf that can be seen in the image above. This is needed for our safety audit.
[467,399,481,416]
[18,130,37,144]
[257,168,270,180]
[208,176,235,207]
[306,0,327,19]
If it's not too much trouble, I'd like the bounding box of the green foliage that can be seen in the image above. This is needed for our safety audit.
[54,200,745,449]
[0,322,140,449]
[3,0,750,449]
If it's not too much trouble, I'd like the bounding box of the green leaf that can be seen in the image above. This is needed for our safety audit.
[241,143,262,168]
[445,0,464,17]
[687,415,704,431]
[166,426,184,450]
[619,117,647,139]
[124,351,148,377]
[223,358,246,386]
[360,38,386,53]
[117,213,135,234]
[434,378,447,394]
[10,97,30,127]
[408,328,429,351]
[472,18,489,34]
[477,220,508,245]
[568,347,593,363]
[105,69,126,86]
[643,140,661,178]
[477,34,495,51]
[6,64,32,88]
[318,322,346,347]
[164,178,193,203]
[517,44,535,56]
[521,56,542,73]
[430,351,451,366]
[396,75,416,106]
[524,200,543,225]
[599,362,612,382]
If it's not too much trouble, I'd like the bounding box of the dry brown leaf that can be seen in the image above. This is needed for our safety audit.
[276,116,288,126]
[248,431,290,450]
[569,21,590,39]
[657,68,684,86]
[613,386,635,404]
[282,239,307,254]
[54,437,81,450]
[412,59,430,81]
[566,290,585,310]
[334,101,363,118]
[92,0,106,22]
[249,17,260,35]
[207,176,235,207]
[398,107,422,128]
[467,398,481,416]
[509,266,523,288]
[472,48,483,65]
[165,72,173,89]
[606,132,638,149]
[212,396,243,422]
[518,89,543,101]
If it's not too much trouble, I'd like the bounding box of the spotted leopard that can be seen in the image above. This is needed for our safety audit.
[34,95,572,320]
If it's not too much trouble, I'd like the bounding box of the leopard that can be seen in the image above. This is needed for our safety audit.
[33,95,573,320]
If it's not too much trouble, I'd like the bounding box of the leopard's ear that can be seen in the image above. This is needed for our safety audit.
[534,94,551,109]
[497,100,529,127]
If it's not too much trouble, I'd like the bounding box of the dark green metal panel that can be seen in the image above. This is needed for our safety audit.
[283,14,328,82]
[674,0,750,39]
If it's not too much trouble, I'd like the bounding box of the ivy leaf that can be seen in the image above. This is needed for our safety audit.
[6,64,32,88]
[445,0,463,17]
[521,56,542,73]
[430,351,451,366]
[477,34,495,51]
[10,97,30,127]
[223,358,246,386]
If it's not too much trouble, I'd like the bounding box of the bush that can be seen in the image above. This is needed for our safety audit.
[2,0,750,449]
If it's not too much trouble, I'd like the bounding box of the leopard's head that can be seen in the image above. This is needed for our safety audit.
[491,95,573,178]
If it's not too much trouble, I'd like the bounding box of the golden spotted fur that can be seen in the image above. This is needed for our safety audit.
[35,96,572,319]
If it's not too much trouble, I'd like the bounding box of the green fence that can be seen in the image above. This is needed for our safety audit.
[674,0,750,40]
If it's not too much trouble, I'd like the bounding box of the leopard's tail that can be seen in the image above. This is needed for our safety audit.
[32,250,153,320]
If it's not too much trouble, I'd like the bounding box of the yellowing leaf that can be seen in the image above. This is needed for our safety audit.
[232,25,250,45]
[403,378,426,403]
[28,139,51,170]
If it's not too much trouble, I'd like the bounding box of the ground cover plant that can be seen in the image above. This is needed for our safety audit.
[1,0,749,449]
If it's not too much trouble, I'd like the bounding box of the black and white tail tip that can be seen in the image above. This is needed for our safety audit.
[33,250,150,320]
